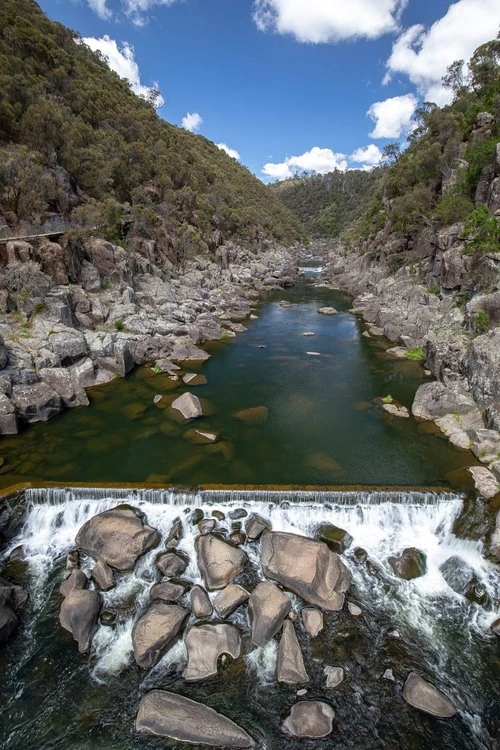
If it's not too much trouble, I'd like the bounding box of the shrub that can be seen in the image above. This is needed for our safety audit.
[114,319,125,331]
[405,347,425,361]
[433,191,474,226]
[464,205,500,255]
[382,394,394,404]
[474,309,490,333]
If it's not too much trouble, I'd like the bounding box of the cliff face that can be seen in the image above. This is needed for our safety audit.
[320,120,500,497]
[0,234,297,434]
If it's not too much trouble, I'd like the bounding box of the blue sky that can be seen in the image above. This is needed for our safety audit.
[38,0,499,180]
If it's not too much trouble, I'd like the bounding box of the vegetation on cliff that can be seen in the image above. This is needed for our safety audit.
[0,0,303,251]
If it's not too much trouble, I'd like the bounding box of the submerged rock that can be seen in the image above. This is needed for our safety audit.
[183,623,242,681]
[171,392,203,420]
[277,620,309,684]
[403,672,456,718]
[59,589,101,653]
[132,602,188,669]
[75,506,160,571]
[248,582,291,646]
[136,690,256,747]
[282,701,335,738]
[261,531,351,611]
[195,534,247,590]
[233,406,268,425]
[213,584,250,618]
[388,548,427,580]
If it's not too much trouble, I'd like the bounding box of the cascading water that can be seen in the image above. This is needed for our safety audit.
[1,488,499,749]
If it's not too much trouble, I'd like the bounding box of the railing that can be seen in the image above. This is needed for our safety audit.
[0,219,75,243]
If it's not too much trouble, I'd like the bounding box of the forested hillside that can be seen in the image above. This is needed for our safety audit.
[270,169,379,238]
[0,0,303,250]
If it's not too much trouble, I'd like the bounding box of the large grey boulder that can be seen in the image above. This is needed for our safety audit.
[183,623,242,681]
[59,589,101,652]
[59,568,88,597]
[468,466,499,500]
[0,393,18,434]
[302,607,323,637]
[282,701,335,738]
[190,585,212,617]
[412,382,476,420]
[171,338,211,363]
[195,534,247,591]
[403,672,456,718]
[248,582,291,646]
[277,620,308,684]
[90,560,115,591]
[151,581,187,603]
[245,513,271,541]
[388,548,427,580]
[171,392,203,420]
[75,506,160,571]
[11,382,62,423]
[0,576,27,645]
[213,584,250,618]
[0,604,18,645]
[48,330,88,365]
[316,523,353,554]
[440,555,476,596]
[136,690,255,747]
[38,367,89,408]
[155,551,188,577]
[317,307,337,315]
[261,531,351,611]
[132,602,188,669]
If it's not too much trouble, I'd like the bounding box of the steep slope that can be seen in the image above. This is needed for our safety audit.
[0,0,303,247]
[270,169,379,238]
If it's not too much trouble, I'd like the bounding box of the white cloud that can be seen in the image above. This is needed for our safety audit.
[122,0,177,26]
[217,143,241,160]
[253,0,407,43]
[182,112,203,132]
[384,0,500,105]
[81,35,165,107]
[262,146,348,181]
[350,144,383,166]
[367,94,417,138]
[86,0,112,19]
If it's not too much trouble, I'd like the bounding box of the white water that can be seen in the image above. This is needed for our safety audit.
[4,489,499,688]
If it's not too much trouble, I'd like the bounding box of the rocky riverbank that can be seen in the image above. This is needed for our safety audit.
[309,230,500,501]
[0,236,297,435]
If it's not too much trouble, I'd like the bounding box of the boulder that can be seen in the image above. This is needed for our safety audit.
[183,623,242,681]
[136,690,256,748]
[412,382,476,420]
[301,607,323,637]
[90,560,115,591]
[48,330,88,365]
[132,602,188,669]
[0,394,18,435]
[324,665,344,688]
[261,531,351,611]
[11,382,62,423]
[468,466,499,500]
[233,406,268,425]
[0,577,27,646]
[248,582,291,646]
[195,534,247,591]
[388,548,427,580]
[348,602,362,617]
[316,523,353,554]
[59,589,101,652]
[190,584,213,617]
[185,429,218,444]
[382,403,410,418]
[282,701,335,738]
[403,672,456,718]
[245,513,271,541]
[38,367,89,408]
[156,551,188,577]
[171,392,203,420]
[277,620,308,684]
[198,518,217,534]
[491,617,500,636]
[75,506,160,571]
[317,307,337,315]
[0,604,18,646]
[170,339,210,363]
[150,581,186,603]
[440,556,476,596]
[59,568,88,597]
[213,584,250,618]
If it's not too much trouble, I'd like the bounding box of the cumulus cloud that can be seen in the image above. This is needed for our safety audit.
[81,35,165,107]
[182,112,203,132]
[262,146,348,181]
[350,144,383,166]
[367,94,417,138]
[122,0,177,26]
[253,0,406,43]
[86,0,112,19]
[217,143,241,160]
[383,0,499,106]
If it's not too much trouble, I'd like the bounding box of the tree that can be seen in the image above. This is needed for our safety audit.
[442,59,468,99]
[381,143,401,165]
[468,38,500,95]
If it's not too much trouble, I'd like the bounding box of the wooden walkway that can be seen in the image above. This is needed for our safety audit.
[0,228,69,245]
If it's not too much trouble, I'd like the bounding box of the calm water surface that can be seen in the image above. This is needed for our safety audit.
[0,280,477,491]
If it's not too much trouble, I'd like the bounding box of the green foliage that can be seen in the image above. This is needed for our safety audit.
[426,286,440,296]
[405,347,424,361]
[453,290,470,308]
[0,0,302,244]
[465,137,498,195]
[464,205,500,254]
[433,190,474,226]
[151,364,162,374]
[114,319,125,332]
[474,309,490,333]
[382,394,394,404]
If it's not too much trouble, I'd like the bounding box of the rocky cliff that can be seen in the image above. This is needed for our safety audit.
[0,234,297,434]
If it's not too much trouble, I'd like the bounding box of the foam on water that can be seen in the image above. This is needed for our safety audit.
[5,488,499,688]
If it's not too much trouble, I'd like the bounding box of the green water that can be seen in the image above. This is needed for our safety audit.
[0,280,477,491]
